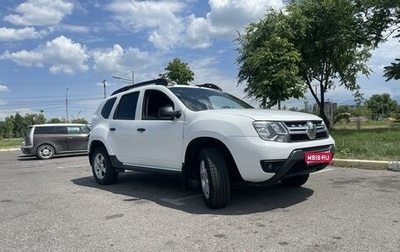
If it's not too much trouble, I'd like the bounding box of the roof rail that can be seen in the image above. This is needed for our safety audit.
[196,83,222,91]
[111,78,169,96]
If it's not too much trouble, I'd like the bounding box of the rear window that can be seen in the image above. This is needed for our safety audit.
[34,126,67,135]
[101,97,116,118]
[25,126,33,136]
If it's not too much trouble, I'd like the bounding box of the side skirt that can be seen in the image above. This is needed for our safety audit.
[109,155,182,176]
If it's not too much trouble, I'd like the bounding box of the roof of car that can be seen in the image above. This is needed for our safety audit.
[111,78,222,96]
[31,123,88,127]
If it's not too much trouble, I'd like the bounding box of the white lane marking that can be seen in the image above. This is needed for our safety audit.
[57,164,88,169]
[160,194,201,206]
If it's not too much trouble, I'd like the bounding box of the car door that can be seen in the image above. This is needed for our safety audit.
[135,89,185,170]
[67,125,90,151]
[107,91,141,164]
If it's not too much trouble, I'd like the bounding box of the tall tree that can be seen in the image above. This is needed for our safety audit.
[355,0,400,80]
[237,10,305,109]
[159,58,194,85]
[237,0,377,128]
[287,0,373,128]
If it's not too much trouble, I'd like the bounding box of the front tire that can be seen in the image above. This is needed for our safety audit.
[199,148,230,209]
[91,147,118,185]
[36,144,55,160]
[281,174,309,187]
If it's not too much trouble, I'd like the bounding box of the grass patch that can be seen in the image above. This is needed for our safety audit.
[0,138,22,149]
[331,121,400,161]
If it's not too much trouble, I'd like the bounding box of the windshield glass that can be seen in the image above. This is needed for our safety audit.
[170,87,254,111]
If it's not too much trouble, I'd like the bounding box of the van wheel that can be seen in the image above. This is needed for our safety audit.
[281,174,309,187]
[91,147,118,185]
[199,148,230,209]
[36,144,55,159]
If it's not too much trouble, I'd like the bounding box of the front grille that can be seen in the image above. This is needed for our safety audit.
[283,120,329,142]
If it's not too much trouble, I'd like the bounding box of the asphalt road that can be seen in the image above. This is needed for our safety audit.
[1,150,399,252]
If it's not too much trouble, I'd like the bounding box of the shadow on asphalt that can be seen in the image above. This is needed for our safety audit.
[72,171,314,215]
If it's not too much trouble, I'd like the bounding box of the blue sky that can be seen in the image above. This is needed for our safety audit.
[0,0,399,121]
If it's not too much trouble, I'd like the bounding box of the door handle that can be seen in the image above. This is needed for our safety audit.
[137,128,145,132]
[110,127,116,131]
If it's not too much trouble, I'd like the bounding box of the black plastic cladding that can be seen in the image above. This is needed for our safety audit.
[111,78,169,96]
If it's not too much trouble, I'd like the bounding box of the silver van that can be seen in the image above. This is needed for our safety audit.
[20,123,90,159]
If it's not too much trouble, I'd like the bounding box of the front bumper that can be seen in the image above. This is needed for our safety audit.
[261,144,335,184]
[225,135,335,183]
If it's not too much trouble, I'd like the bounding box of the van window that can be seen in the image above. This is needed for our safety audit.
[67,126,82,134]
[34,126,67,134]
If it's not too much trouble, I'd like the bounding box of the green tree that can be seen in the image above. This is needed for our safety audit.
[287,0,373,128]
[48,118,63,123]
[159,58,194,85]
[355,0,400,80]
[71,117,89,124]
[365,93,398,119]
[237,0,378,128]
[26,111,46,125]
[384,58,400,80]
[13,113,26,138]
[237,10,305,109]
[3,117,14,139]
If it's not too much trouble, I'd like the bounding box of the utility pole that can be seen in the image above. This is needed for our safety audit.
[103,80,106,98]
[112,70,135,85]
[66,88,69,122]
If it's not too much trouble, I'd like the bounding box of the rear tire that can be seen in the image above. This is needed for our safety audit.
[199,148,230,209]
[36,144,55,160]
[281,174,309,187]
[91,147,118,185]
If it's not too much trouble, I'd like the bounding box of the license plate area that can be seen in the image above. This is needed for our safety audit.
[305,152,332,164]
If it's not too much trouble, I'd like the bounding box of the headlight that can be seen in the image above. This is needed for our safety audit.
[253,121,289,142]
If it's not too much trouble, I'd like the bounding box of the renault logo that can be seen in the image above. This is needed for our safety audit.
[305,121,317,140]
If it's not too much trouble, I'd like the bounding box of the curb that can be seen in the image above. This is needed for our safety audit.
[0,148,20,152]
[332,158,388,170]
[332,159,400,171]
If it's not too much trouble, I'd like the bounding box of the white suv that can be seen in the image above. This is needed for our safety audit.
[88,78,335,208]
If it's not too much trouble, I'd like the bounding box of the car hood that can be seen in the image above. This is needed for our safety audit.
[198,109,323,121]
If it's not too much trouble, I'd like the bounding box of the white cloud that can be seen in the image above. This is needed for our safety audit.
[3,0,74,26]
[368,36,400,72]
[104,0,284,50]
[184,0,284,48]
[0,85,10,92]
[105,0,186,50]
[58,24,91,33]
[92,44,154,76]
[0,27,47,41]
[0,36,89,74]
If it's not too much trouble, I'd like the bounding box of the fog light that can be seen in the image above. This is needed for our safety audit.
[260,160,285,173]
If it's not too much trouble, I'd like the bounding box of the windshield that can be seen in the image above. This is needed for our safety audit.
[170,87,254,111]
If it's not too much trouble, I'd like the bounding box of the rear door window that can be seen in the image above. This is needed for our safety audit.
[114,92,139,120]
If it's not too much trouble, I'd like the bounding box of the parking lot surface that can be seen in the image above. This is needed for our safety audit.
[1,151,399,252]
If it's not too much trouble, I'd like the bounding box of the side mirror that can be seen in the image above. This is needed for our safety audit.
[158,106,181,119]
